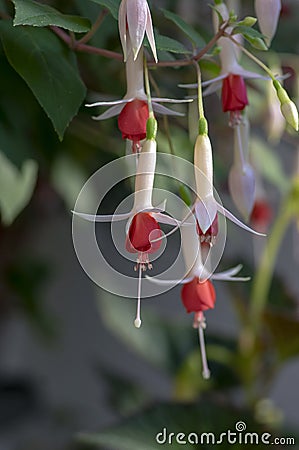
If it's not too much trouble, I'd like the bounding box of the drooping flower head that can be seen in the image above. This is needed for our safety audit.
[87,47,191,153]
[118,0,157,62]
[147,221,250,379]
[72,117,179,328]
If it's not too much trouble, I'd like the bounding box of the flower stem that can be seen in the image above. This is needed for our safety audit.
[250,197,294,330]
[193,61,205,119]
[78,10,108,45]
[144,57,154,117]
[227,34,276,81]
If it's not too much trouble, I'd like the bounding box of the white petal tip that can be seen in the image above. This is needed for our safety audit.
[134,319,142,328]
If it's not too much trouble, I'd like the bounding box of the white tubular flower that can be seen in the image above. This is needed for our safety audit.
[255,0,281,47]
[154,118,266,247]
[118,0,157,62]
[193,118,262,239]
[229,162,256,221]
[228,118,256,220]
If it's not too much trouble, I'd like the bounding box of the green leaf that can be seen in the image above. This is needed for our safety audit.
[147,33,191,55]
[12,0,91,33]
[0,151,37,226]
[250,137,289,193]
[232,25,264,40]
[161,9,205,48]
[232,26,267,50]
[0,21,86,139]
[89,0,120,20]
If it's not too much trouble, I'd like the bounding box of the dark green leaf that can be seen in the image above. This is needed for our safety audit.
[89,0,120,20]
[161,9,205,48]
[0,22,86,139]
[151,34,191,54]
[12,0,91,33]
[0,151,37,225]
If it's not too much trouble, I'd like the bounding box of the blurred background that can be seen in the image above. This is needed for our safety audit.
[0,0,299,449]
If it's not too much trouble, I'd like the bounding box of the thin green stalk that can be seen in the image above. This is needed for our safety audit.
[193,61,205,119]
[250,200,294,330]
[144,57,154,117]
[228,35,276,81]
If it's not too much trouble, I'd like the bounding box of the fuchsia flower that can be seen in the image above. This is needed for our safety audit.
[147,222,250,379]
[87,48,191,152]
[118,0,157,62]
[180,3,268,125]
[188,120,263,238]
[72,118,179,327]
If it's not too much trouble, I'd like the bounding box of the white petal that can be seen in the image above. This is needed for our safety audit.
[152,97,193,104]
[153,212,181,226]
[212,273,251,281]
[216,202,266,236]
[255,0,281,46]
[194,198,217,235]
[72,210,131,222]
[202,81,223,97]
[152,102,184,116]
[145,275,193,285]
[178,82,198,89]
[92,104,125,120]
[86,99,131,107]
[127,0,147,61]
[201,74,227,86]
[211,264,250,281]
[145,1,158,62]
[118,0,127,60]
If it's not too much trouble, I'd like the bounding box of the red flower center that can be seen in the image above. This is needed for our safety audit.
[126,212,162,254]
[221,74,248,112]
[118,99,149,145]
[181,278,216,313]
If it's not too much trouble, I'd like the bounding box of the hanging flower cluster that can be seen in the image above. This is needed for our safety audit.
[73,0,299,379]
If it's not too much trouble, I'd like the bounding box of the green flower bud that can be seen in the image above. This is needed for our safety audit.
[198,117,208,136]
[146,116,157,140]
[273,81,299,131]
[238,16,257,27]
